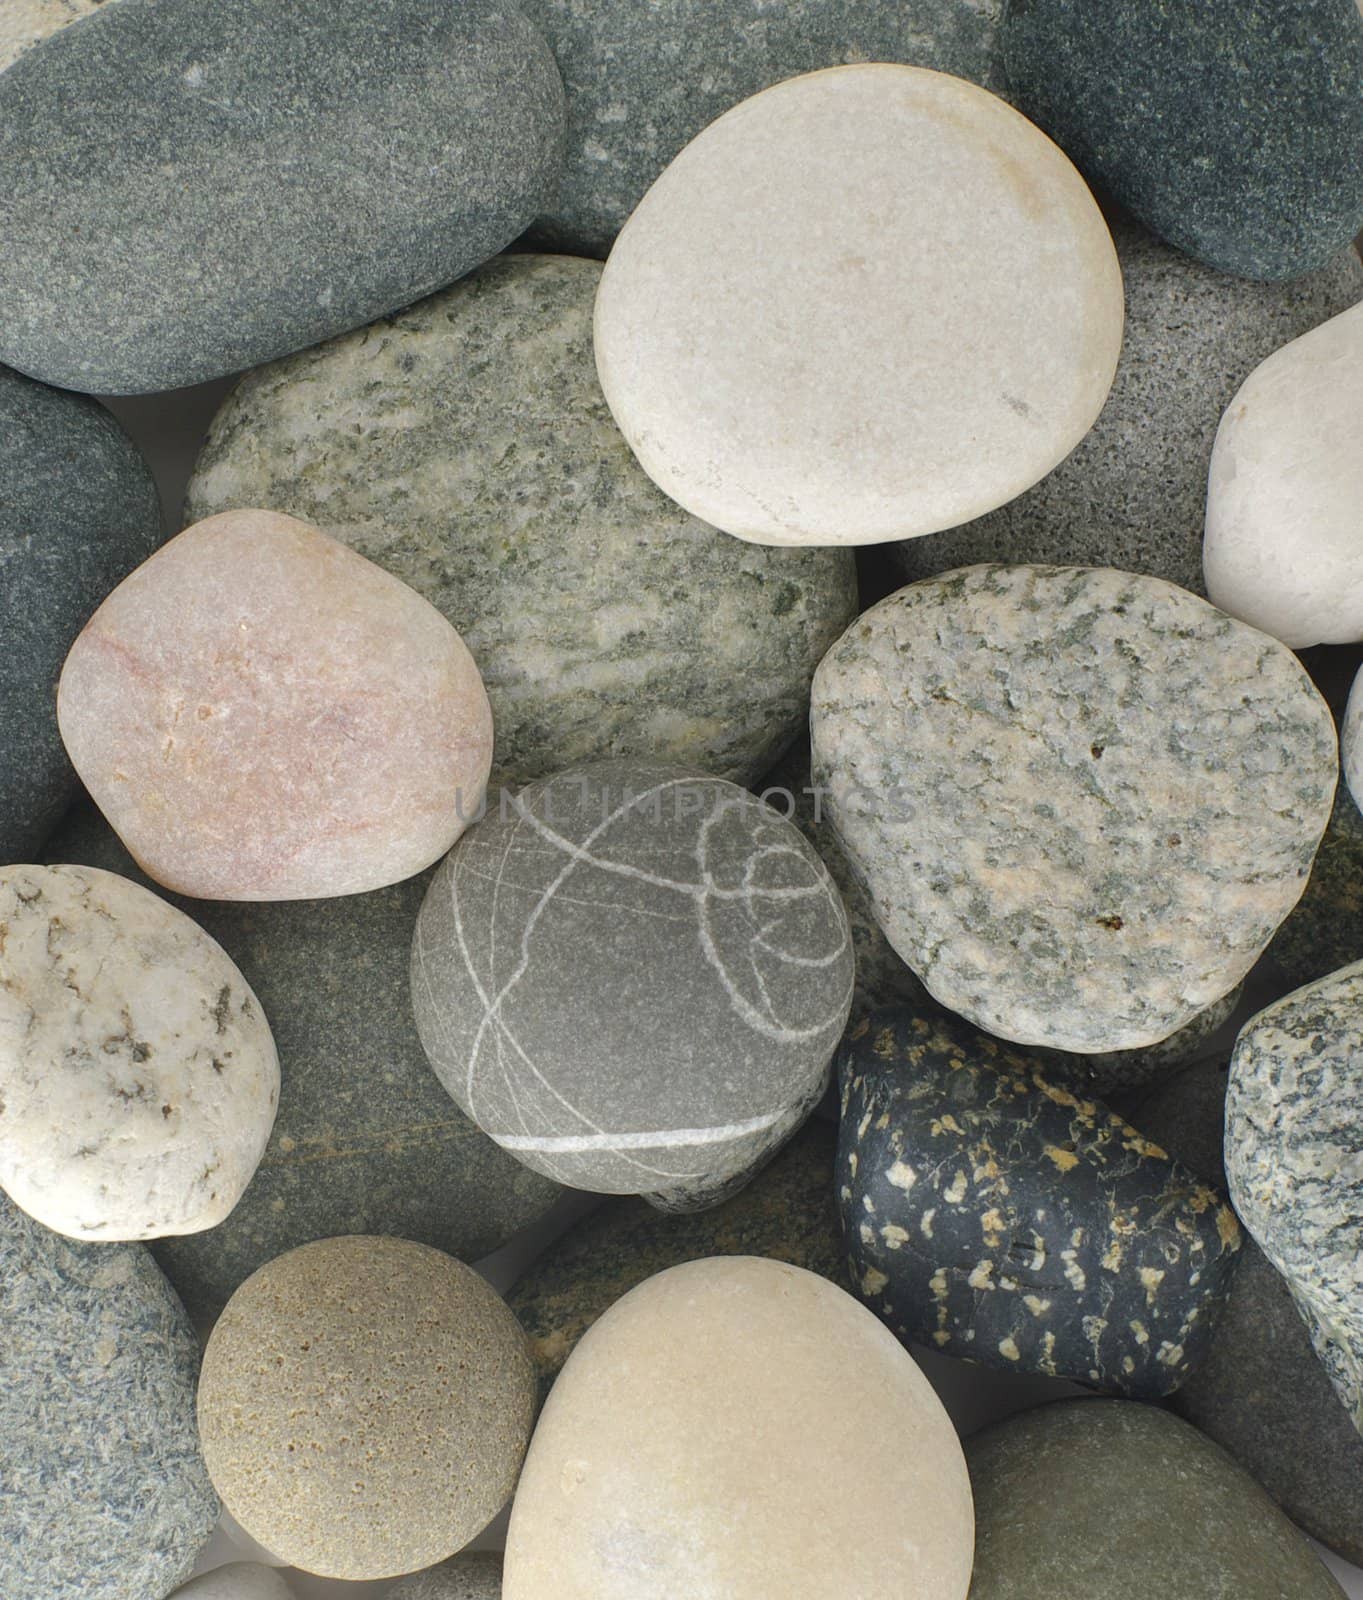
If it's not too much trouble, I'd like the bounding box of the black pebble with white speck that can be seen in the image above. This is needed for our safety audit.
[836,1007,1241,1398]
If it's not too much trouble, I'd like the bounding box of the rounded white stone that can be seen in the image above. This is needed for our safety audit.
[504,1256,974,1600]
[172,1564,296,1600]
[1204,303,1363,648]
[0,864,279,1241]
[594,63,1123,548]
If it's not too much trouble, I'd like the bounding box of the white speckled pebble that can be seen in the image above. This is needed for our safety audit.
[1205,303,1363,648]
[594,63,1123,548]
[0,864,279,1240]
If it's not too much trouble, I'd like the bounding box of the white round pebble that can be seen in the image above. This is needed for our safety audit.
[594,63,1123,548]
[1204,303,1363,648]
[171,1565,296,1600]
[0,864,279,1240]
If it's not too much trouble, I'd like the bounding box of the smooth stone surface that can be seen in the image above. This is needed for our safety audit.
[1227,962,1363,1430]
[59,510,493,901]
[0,863,278,1241]
[762,741,929,1023]
[0,1190,218,1599]
[387,1554,504,1600]
[509,1120,843,1396]
[412,761,853,1205]
[812,564,1337,1053]
[0,365,161,863]
[172,1565,296,1600]
[1003,0,1363,281]
[521,0,1006,255]
[198,1236,534,1580]
[185,254,856,789]
[1038,985,1242,1095]
[838,1009,1240,1396]
[1270,784,1363,991]
[595,64,1122,548]
[0,0,110,71]
[1206,304,1363,646]
[891,218,1363,598]
[504,1257,974,1600]
[1344,667,1363,817]
[1133,1054,1363,1568]
[0,0,565,392]
[967,1399,1346,1599]
[49,801,561,1324]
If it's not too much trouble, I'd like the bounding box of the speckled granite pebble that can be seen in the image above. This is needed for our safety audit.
[520,0,1005,255]
[412,760,853,1206]
[967,1399,1346,1600]
[1002,0,1363,281]
[198,1236,534,1580]
[0,365,161,863]
[171,1565,295,1600]
[505,1258,974,1600]
[838,1009,1240,1397]
[59,509,493,901]
[811,564,1337,1052]
[1135,1054,1363,1568]
[0,863,278,1241]
[0,0,111,71]
[1038,984,1242,1096]
[0,0,565,392]
[48,801,561,1324]
[1227,962,1363,1432]
[595,64,1122,547]
[1271,777,1363,991]
[0,1190,218,1600]
[387,1553,504,1600]
[186,255,856,789]
[509,1120,843,1398]
[891,219,1363,598]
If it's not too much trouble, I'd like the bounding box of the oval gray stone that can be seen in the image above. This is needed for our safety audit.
[811,564,1337,1053]
[519,0,1007,256]
[0,0,565,392]
[186,254,855,789]
[967,1399,1346,1600]
[48,802,561,1323]
[411,761,854,1207]
[0,1191,219,1599]
[0,366,161,862]
[890,218,1363,598]
[1227,962,1363,1433]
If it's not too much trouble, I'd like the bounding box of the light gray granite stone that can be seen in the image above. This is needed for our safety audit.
[520,0,1006,257]
[890,218,1363,598]
[186,254,855,789]
[0,1190,218,1599]
[0,0,113,72]
[1227,961,1363,1432]
[411,760,854,1207]
[0,0,565,392]
[1038,983,1242,1095]
[810,564,1337,1054]
[387,1553,504,1600]
[0,364,162,863]
[967,1399,1346,1600]
[48,802,562,1323]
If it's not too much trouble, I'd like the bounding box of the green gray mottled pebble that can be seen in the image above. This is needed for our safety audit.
[386,1553,503,1600]
[0,1191,219,1600]
[811,564,1337,1053]
[48,801,561,1324]
[519,0,1006,256]
[188,253,857,789]
[1227,961,1363,1432]
[1268,785,1363,990]
[508,1120,844,1400]
[1038,984,1241,1095]
[967,1399,1345,1599]
[891,218,1363,597]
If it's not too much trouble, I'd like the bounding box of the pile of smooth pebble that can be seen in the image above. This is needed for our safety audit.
[1,2,1362,1597]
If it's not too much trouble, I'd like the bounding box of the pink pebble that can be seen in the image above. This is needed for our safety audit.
[58,509,493,900]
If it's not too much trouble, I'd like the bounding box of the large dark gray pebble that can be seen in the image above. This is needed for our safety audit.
[0,366,161,862]
[0,0,565,392]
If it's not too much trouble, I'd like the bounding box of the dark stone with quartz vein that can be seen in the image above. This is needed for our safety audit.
[0,0,565,392]
[837,1007,1241,1397]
